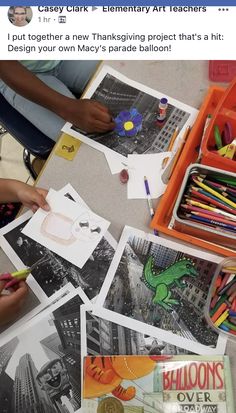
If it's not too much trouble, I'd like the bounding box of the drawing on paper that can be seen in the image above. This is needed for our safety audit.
[98,228,222,352]
[2,215,115,300]
[41,212,76,245]
[63,66,198,161]
[84,355,168,401]
[40,211,102,245]
[84,308,193,356]
[0,294,84,413]
[141,257,198,310]
[22,189,110,268]
[114,108,143,137]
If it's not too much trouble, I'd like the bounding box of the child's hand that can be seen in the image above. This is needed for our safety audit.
[15,182,50,213]
[0,280,29,326]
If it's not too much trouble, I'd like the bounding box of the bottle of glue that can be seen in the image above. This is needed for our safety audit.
[157,97,168,124]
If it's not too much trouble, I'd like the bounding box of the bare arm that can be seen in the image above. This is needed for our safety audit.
[0,61,114,133]
[0,179,49,211]
[0,61,68,113]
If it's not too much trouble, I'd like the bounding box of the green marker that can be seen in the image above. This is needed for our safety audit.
[214,125,223,149]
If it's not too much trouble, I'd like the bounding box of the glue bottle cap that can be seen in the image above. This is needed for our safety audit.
[160,98,168,105]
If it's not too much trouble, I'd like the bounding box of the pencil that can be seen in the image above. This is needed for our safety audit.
[196,114,212,163]
[190,187,236,215]
[169,126,191,179]
[185,197,236,220]
[197,177,236,203]
[162,126,179,168]
[192,177,236,209]
[186,213,236,232]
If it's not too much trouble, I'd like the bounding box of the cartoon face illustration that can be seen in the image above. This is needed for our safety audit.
[84,355,170,401]
[71,212,102,241]
[41,212,76,245]
[37,359,71,398]
[40,212,102,245]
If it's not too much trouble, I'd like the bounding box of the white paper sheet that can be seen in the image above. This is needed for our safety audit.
[0,186,117,303]
[94,226,226,355]
[22,189,110,268]
[62,65,198,174]
[0,289,87,413]
[127,152,171,199]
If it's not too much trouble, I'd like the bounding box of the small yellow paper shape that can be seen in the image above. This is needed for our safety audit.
[55,133,81,160]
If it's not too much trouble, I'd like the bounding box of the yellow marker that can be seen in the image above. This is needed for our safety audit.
[193,178,236,209]
[11,269,31,279]
[214,309,229,327]
[55,133,81,161]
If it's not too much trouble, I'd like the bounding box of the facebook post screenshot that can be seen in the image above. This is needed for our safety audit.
[0,0,236,412]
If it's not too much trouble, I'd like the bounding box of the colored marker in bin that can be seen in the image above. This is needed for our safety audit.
[144,176,158,236]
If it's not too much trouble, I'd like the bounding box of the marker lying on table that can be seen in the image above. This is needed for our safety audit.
[0,256,49,289]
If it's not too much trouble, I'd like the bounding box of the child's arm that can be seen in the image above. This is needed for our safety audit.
[0,61,114,133]
[0,280,28,326]
[0,179,49,212]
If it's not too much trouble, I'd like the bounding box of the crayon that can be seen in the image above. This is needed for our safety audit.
[219,324,230,332]
[214,309,229,326]
[232,298,236,311]
[217,278,236,296]
[221,266,236,272]
[228,290,236,303]
[208,265,236,338]
[221,319,236,331]
[218,273,231,290]
[209,294,228,316]
[210,303,228,323]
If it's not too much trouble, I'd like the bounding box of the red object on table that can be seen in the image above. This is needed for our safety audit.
[209,61,236,83]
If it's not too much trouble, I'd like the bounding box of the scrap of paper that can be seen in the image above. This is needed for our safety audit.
[22,189,110,268]
[104,151,127,175]
[55,133,81,161]
[127,152,171,199]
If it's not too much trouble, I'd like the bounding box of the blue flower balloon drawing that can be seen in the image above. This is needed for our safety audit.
[114,108,143,137]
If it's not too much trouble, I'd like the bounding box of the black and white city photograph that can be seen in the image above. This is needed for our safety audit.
[97,228,225,354]
[83,307,192,357]
[64,66,197,159]
[0,293,83,413]
[1,212,115,300]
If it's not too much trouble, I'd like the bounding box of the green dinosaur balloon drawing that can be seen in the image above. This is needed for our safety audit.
[141,257,198,311]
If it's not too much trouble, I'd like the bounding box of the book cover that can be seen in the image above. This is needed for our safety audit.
[82,355,235,413]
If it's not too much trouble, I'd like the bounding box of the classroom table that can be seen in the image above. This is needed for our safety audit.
[1,61,236,403]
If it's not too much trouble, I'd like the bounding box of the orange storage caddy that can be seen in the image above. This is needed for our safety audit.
[151,84,236,257]
[201,77,236,173]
